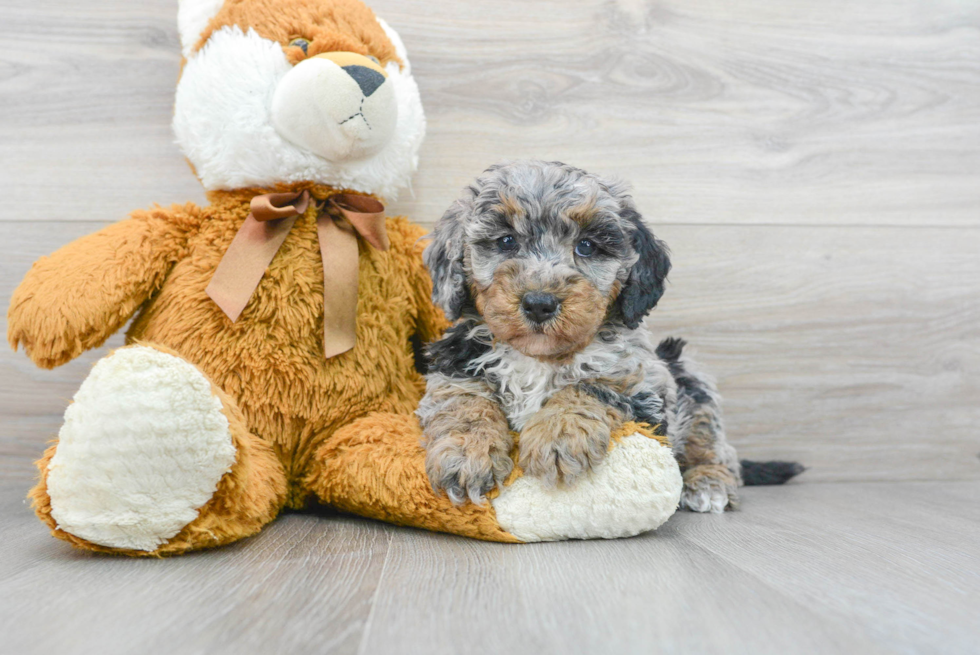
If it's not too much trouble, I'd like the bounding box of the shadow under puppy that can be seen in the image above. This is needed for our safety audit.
[419,160,803,512]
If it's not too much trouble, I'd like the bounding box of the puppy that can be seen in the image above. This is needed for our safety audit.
[418,160,800,512]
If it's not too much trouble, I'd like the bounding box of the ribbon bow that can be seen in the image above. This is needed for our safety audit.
[206,190,388,358]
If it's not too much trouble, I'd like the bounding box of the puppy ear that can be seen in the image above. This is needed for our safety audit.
[423,198,472,321]
[616,207,672,329]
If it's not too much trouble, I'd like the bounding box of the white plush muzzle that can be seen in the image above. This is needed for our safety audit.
[272,54,398,162]
[173,19,425,197]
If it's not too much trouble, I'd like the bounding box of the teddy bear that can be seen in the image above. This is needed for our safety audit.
[7,0,682,556]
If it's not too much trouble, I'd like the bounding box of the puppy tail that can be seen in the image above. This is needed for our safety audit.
[740,460,806,486]
[655,336,686,362]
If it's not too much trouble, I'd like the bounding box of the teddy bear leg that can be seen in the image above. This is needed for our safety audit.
[305,413,522,543]
[305,415,683,543]
[29,344,287,556]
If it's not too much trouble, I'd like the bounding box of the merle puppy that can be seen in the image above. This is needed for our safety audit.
[418,161,802,512]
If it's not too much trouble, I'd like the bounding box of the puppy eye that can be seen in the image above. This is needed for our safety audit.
[289,38,310,54]
[575,238,597,257]
[497,235,519,253]
[367,55,380,64]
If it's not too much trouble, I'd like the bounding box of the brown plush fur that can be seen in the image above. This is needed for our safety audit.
[307,413,520,543]
[308,416,668,542]
[7,204,203,369]
[10,182,470,554]
[195,0,401,67]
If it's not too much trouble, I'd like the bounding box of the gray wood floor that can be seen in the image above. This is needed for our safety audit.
[2,474,979,655]
[1,0,978,653]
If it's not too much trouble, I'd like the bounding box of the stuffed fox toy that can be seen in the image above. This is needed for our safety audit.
[7,0,682,556]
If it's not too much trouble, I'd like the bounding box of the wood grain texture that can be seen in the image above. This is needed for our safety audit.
[0,0,978,226]
[2,0,977,480]
[359,480,980,655]
[0,490,391,654]
[1,0,979,653]
[3,221,977,482]
[2,480,978,654]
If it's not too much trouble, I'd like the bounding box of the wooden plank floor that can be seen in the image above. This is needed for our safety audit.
[1,0,978,653]
[2,475,978,655]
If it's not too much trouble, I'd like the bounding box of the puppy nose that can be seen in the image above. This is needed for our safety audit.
[342,65,385,97]
[521,292,560,324]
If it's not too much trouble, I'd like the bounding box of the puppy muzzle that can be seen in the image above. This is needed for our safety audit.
[521,291,561,325]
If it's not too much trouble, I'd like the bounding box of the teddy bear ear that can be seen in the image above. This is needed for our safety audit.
[178,0,225,59]
[376,17,412,73]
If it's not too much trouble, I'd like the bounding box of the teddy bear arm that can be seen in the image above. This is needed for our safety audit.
[7,203,202,369]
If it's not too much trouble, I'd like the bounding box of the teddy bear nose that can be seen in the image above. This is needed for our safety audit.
[521,292,560,324]
[342,65,385,97]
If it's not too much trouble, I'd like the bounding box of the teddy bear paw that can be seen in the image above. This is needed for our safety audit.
[491,433,682,542]
[44,346,237,551]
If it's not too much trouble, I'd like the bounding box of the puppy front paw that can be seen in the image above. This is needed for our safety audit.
[424,428,514,505]
[518,407,612,487]
[680,464,739,513]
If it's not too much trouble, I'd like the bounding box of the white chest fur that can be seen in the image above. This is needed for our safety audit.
[471,326,662,431]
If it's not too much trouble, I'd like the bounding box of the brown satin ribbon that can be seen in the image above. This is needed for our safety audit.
[205,190,387,358]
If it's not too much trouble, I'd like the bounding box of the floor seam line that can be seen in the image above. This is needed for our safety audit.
[356,526,393,655]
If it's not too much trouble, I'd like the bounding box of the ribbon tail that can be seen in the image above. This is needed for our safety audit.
[344,213,390,251]
[206,214,297,322]
[317,215,360,358]
[331,194,389,251]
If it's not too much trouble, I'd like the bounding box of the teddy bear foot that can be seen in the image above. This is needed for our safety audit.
[490,433,683,542]
[40,345,239,552]
[310,416,681,543]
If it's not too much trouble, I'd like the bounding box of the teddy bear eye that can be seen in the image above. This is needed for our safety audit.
[288,38,309,54]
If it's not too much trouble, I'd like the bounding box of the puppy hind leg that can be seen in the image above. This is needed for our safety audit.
[657,337,741,513]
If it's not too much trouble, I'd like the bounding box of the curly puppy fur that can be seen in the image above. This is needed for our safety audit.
[518,386,625,487]
[417,160,782,512]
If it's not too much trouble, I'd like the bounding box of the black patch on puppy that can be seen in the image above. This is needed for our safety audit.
[411,333,428,375]
[578,383,632,415]
[629,390,666,428]
[578,384,667,434]
[616,209,672,329]
[425,320,491,380]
